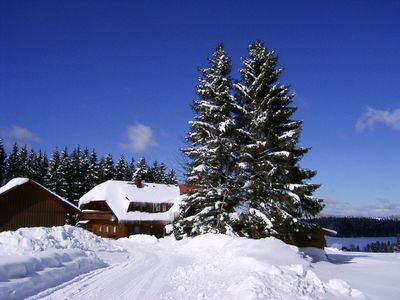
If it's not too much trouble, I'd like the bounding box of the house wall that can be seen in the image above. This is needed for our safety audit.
[86,221,121,239]
[81,219,168,239]
[290,227,326,249]
[79,200,173,239]
[0,182,68,231]
[124,221,167,238]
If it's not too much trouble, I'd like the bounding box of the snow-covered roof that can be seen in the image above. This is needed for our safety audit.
[79,180,184,222]
[0,177,80,213]
[0,178,29,195]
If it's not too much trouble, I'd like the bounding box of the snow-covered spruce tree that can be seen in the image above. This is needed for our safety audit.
[45,148,63,195]
[27,149,40,182]
[128,158,135,180]
[86,149,101,189]
[173,45,238,238]
[78,147,90,195]
[99,154,116,182]
[37,150,48,186]
[58,147,71,199]
[158,162,168,183]
[0,140,6,185]
[165,169,177,184]
[18,145,29,177]
[115,155,130,181]
[68,147,82,200]
[135,157,150,181]
[232,41,323,241]
[5,143,20,181]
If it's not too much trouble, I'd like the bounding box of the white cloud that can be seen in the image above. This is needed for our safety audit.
[356,107,400,132]
[120,124,158,153]
[0,125,40,146]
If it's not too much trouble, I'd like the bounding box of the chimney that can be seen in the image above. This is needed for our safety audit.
[135,177,142,188]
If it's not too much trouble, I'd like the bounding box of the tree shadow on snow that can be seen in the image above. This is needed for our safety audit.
[326,253,369,264]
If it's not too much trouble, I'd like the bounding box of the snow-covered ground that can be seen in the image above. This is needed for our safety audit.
[0,226,124,300]
[0,226,399,300]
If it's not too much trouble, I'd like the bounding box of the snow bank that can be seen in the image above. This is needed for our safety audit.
[0,249,106,300]
[0,225,124,255]
[161,234,364,299]
[120,234,159,245]
[0,226,122,299]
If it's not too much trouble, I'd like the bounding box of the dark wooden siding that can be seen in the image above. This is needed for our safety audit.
[81,210,114,221]
[81,219,168,239]
[80,201,110,211]
[123,221,167,238]
[289,227,326,249]
[0,182,68,231]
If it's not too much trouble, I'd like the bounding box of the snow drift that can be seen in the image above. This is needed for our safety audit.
[161,234,363,299]
[0,226,123,300]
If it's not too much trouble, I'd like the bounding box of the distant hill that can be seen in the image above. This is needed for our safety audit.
[304,217,400,237]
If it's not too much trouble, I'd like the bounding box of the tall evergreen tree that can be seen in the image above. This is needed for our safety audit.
[58,147,71,199]
[79,147,90,195]
[149,160,161,183]
[158,162,168,183]
[46,148,63,195]
[115,155,130,181]
[27,149,39,181]
[135,157,150,181]
[0,140,6,185]
[174,45,238,238]
[69,147,82,200]
[37,151,48,185]
[165,169,178,184]
[128,158,135,181]
[86,149,101,189]
[232,41,323,240]
[18,145,29,177]
[5,143,19,181]
[99,154,115,182]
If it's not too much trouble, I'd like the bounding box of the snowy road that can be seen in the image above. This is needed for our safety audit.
[28,239,186,300]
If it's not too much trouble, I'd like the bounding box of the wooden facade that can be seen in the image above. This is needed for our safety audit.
[0,180,80,232]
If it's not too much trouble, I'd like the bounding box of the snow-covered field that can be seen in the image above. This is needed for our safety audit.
[0,226,399,300]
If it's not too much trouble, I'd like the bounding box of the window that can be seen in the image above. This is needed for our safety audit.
[113,226,117,234]
[105,225,109,233]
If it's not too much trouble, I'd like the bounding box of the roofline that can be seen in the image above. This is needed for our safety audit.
[1,178,80,214]
[29,180,81,214]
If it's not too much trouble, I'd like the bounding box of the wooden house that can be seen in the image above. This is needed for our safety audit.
[0,178,80,232]
[78,179,187,239]
[285,225,337,249]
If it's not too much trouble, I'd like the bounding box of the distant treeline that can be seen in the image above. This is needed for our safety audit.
[305,216,400,237]
[0,141,177,203]
[343,241,397,253]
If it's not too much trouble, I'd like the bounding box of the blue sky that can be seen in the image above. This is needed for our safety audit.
[1,1,400,217]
